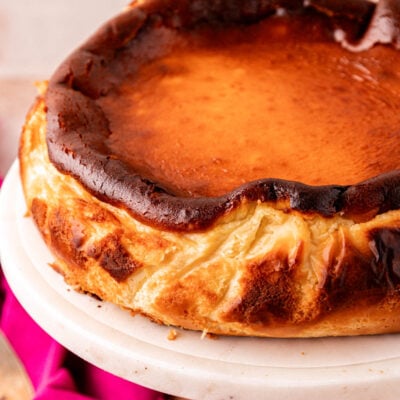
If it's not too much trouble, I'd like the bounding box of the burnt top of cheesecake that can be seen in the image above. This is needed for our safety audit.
[100,16,400,197]
[45,0,400,231]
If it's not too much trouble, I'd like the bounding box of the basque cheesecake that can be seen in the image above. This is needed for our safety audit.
[19,0,400,337]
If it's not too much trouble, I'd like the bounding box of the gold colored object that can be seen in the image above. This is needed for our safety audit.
[0,331,34,400]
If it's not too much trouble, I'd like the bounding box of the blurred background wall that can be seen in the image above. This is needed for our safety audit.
[0,0,127,176]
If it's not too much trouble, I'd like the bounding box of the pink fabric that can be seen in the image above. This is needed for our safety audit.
[0,177,166,399]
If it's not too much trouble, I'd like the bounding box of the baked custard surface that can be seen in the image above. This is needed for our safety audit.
[19,0,400,337]
[101,18,400,196]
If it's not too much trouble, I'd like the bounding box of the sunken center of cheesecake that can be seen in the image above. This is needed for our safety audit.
[100,17,400,198]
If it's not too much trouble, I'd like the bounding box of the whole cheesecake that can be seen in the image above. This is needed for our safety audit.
[19,0,400,337]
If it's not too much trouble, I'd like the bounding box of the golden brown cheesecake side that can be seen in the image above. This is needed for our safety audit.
[19,0,400,337]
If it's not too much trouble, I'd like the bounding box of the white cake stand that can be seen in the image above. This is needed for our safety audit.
[2,161,400,400]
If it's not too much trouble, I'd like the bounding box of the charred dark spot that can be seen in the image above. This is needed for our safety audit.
[88,233,142,281]
[224,252,300,324]
[369,228,400,289]
[48,208,88,268]
[321,229,400,313]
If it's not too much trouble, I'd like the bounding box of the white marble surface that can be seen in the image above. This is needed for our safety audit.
[0,0,127,177]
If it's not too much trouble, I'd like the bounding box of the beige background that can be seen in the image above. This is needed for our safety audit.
[0,0,127,177]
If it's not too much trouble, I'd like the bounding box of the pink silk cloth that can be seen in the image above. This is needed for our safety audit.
[0,176,166,400]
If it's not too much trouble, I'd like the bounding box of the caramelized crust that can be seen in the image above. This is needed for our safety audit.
[101,18,400,196]
[18,0,400,337]
[44,0,400,232]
